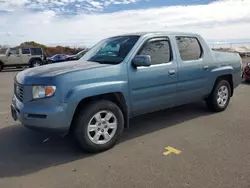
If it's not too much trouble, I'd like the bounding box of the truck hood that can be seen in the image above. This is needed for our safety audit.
[16,60,110,85]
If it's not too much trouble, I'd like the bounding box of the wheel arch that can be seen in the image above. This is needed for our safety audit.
[28,57,43,64]
[0,60,4,71]
[213,74,234,97]
[69,92,129,134]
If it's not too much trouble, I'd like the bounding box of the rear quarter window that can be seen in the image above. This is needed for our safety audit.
[176,36,202,61]
[30,48,43,55]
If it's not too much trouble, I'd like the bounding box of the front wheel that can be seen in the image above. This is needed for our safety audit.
[0,62,3,72]
[47,60,53,64]
[73,100,124,153]
[206,80,231,112]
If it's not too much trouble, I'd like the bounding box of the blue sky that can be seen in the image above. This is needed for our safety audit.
[0,0,217,15]
[0,0,250,47]
[0,0,216,15]
[101,0,214,13]
[99,0,217,16]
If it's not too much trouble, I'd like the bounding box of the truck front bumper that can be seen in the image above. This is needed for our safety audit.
[11,95,71,134]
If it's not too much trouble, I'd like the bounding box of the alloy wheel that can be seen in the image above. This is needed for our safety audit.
[87,110,118,145]
[217,85,229,108]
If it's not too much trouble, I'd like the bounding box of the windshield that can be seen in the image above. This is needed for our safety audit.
[51,54,59,58]
[75,50,87,58]
[76,50,85,56]
[81,35,140,64]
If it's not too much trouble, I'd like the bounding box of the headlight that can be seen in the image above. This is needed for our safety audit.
[32,86,56,99]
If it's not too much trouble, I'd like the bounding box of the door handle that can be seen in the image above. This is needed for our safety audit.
[168,70,176,76]
[203,65,209,70]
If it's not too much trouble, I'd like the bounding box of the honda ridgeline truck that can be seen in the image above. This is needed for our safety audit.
[11,32,242,153]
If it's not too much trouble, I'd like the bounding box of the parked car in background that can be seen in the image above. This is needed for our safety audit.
[0,47,46,71]
[46,54,69,64]
[11,31,242,153]
[67,49,88,61]
[242,62,250,81]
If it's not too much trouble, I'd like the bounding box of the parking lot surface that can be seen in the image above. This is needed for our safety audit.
[0,69,250,188]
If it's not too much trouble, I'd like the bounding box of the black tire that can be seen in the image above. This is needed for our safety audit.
[47,60,53,64]
[206,79,231,112]
[0,62,3,72]
[73,100,124,153]
[30,59,42,68]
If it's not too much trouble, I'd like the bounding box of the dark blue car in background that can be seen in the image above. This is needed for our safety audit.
[47,54,69,63]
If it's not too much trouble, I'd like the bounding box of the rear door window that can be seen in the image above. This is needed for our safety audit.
[22,48,31,54]
[176,37,202,61]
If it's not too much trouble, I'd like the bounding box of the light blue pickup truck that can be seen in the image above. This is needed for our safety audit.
[11,32,242,152]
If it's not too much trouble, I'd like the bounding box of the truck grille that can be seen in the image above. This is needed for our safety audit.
[14,83,24,102]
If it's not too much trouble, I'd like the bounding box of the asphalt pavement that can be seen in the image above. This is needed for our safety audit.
[0,69,250,188]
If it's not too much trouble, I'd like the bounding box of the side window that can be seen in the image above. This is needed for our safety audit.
[55,55,60,59]
[138,38,171,65]
[9,48,19,55]
[30,48,42,55]
[22,48,30,54]
[176,37,202,61]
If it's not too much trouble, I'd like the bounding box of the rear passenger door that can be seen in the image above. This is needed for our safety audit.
[174,36,208,105]
[21,48,31,64]
[128,37,178,116]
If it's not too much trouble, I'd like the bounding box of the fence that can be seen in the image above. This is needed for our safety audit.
[207,41,250,49]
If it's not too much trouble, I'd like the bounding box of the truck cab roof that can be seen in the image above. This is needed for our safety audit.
[114,31,199,37]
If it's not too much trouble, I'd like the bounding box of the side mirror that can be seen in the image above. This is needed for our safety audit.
[132,55,151,67]
[7,52,11,56]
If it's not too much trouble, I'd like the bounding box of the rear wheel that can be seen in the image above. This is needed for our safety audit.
[47,60,53,64]
[73,100,124,153]
[30,60,42,67]
[206,80,231,112]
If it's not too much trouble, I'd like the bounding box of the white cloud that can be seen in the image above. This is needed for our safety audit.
[0,0,29,11]
[87,0,104,10]
[0,0,139,13]
[0,0,250,47]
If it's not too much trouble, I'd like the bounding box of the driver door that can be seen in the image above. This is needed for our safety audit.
[7,48,21,65]
[128,37,178,116]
